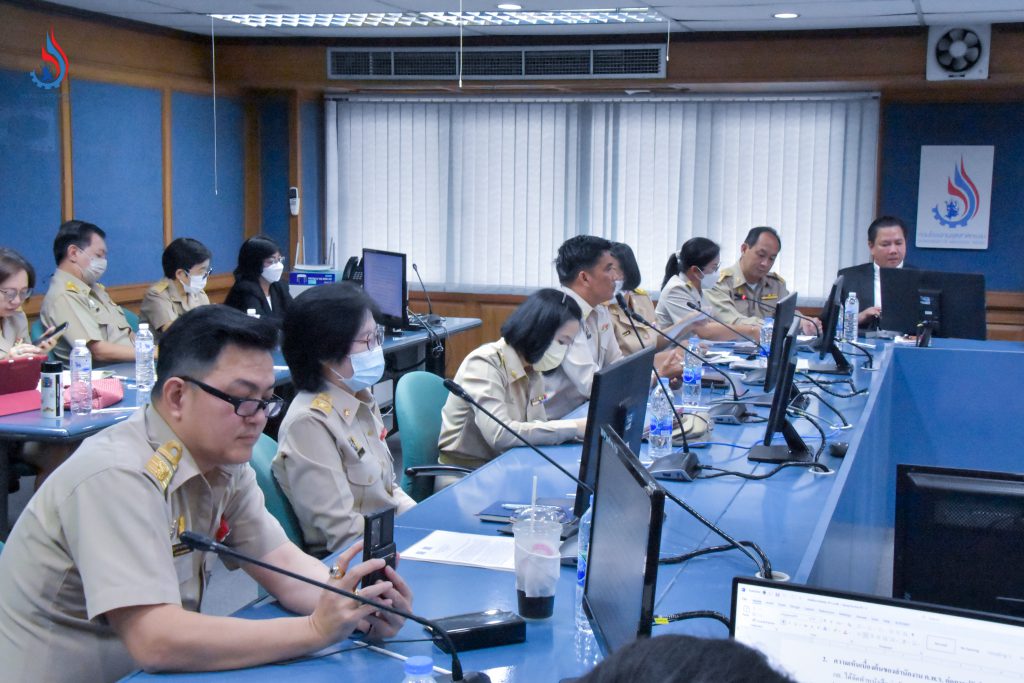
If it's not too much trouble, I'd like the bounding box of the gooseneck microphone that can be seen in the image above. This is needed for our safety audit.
[411,263,442,326]
[740,293,820,334]
[178,531,489,683]
[442,379,593,495]
[683,301,766,354]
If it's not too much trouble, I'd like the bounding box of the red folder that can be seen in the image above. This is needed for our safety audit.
[0,355,45,416]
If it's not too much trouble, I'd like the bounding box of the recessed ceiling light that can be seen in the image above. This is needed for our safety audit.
[497,3,521,9]
[773,12,799,19]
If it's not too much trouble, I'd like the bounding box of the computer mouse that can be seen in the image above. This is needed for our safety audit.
[829,441,849,458]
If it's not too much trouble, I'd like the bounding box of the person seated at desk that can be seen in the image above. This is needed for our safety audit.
[837,215,914,331]
[438,288,587,470]
[606,242,658,355]
[706,226,818,336]
[0,305,412,682]
[655,237,761,341]
[223,235,292,328]
[0,247,58,359]
[40,220,136,365]
[140,237,212,342]
[273,283,415,557]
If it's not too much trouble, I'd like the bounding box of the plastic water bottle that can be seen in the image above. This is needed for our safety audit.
[246,308,259,319]
[760,317,774,362]
[401,655,436,682]
[135,323,155,405]
[648,383,674,460]
[69,339,93,416]
[843,292,859,343]
[682,337,704,408]
[575,497,593,634]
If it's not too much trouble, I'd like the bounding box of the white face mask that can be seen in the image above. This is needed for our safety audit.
[180,273,208,296]
[81,255,107,284]
[329,345,385,392]
[532,341,569,372]
[261,262,284,283]
[698,266,718,290]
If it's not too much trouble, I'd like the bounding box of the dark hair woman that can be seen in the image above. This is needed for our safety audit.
[223,235,292,328]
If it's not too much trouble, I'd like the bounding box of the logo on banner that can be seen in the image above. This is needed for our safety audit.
[930,157,980,229]
[29,29,69,90]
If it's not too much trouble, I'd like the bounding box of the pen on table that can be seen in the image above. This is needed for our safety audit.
[93,407,139,414]
[501,504,531,511]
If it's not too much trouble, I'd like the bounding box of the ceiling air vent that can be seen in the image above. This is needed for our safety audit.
[327,45,665,80]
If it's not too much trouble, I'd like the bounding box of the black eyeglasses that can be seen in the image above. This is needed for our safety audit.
[180,376,284,418]
[0,287,32,304]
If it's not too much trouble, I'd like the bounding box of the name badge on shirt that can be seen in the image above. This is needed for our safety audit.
[530,393,548,406]
[348,436,366,458]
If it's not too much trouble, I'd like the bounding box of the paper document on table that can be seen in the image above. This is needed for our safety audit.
[402,530,516,572]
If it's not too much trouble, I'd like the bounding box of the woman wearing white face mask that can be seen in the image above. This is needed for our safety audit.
[140,237,212,342]
[437,289,587,472]
[655,237,760,341]
[223,235,292,328]
[606,242,660,356]
[273,283,415,556]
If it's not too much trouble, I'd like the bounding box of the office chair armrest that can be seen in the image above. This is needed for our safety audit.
[405,465,472,478]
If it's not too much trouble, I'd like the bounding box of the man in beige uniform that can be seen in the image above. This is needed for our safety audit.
[39,220,135,365]
[0,306,412,683]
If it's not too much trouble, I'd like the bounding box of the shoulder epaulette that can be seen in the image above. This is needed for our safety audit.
[144,440,183,491]
[153,280,170,293]
[95,283,106,291]
[634,287,648,296]
[767,272,786,284]
[311,392,332,415]
[64,280,79,293]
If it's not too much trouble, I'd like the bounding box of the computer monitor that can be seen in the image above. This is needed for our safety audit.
[748,319,811,464]
[361,248,408,332]
[807,274,852,373]
[761,291,796,393]
[880,268,986,340]
[574,345,657,520]
[583,426,665,656]
[894,464,1024,618]
[732,577,1024,683]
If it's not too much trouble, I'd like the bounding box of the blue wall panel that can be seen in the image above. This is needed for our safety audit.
[879,102,1024,292]
[71,80,163,286]
[171,92,245,275]
[0,68,62,280]
[300,100,322,265]
[259,98,290,261]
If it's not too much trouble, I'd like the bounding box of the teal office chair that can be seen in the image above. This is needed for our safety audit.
[123,308,140,333]
[395,371,470,502]
[0,540,4,555]
[249,433,305,549]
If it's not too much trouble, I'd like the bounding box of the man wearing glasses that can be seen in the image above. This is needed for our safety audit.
[0,305,413,682]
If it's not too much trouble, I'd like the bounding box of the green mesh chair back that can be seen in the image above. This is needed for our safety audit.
[249,433,305,548]
[395,371,450,502]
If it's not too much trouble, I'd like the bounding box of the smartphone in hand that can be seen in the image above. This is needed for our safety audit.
[361,508,397,588]
[34,321,69,346]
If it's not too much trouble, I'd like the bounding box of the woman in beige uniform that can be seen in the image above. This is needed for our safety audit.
[273,282,415,557]
[139,237,212,341]
[606,242,659,355]
[0,248,57,358]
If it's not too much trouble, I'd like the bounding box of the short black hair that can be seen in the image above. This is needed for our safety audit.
[501,288,582,364]
[610,243,642,292]
[867,215,908,244]
[162,237,212,279]
[576,634,795,683]
[662,237,720,289]
[743,226,781,250]
[154,305,278,395]
[0,247,35,290]
[53,220,106,266]
[555,235,613,286]
[234,235,282,282]
[282,282,380,393]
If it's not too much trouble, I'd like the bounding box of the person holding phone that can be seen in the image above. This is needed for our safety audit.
[223,235,292,328]
[273,283,415,557]
[140,238,212,342]
[0,248,60,359]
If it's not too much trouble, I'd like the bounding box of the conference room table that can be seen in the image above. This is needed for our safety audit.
[0,317,481,538]
[123,335,1024,682]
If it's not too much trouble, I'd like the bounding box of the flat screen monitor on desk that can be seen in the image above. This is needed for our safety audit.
[583,426,664,656]
[894,464,1024,618]
[574,345,656,521]
[880,268,986,340]
[805,274,851,374]
[748,319,812,465]
[731,577,1024,683]
[362,248,408,332]
[743,291,796,391]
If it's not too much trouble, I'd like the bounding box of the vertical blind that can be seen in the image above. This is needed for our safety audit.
[325,94,878,300]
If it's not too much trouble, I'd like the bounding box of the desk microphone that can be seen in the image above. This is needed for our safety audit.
[442,379,593,495]
[411,263,443,326]
[178,531,490,683]
[683,302,766,354]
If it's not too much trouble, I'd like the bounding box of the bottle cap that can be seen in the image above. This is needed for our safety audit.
[404,655,433,676]
[139,323,149,330]
[42,361,63,373]
[74,339,86,347]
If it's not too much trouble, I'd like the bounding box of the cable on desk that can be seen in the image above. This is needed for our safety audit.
[698,461,830,479]
[793,390,850,429]
[654,611,732,630]
[847,340,875,369]
[796,372,868,398]
[270,642,369,666]
[659,540,771,568]
[788,407,829,463]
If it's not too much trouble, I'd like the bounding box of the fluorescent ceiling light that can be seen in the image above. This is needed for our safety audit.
[496,3,521,9]
[773,12,799,19]
[209,9,666,29]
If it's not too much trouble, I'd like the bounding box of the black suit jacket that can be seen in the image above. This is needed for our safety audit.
[223,278,292,328]
[836,262,916,329]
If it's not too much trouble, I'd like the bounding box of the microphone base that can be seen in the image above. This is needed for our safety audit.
[419,314,443,326]
[748,443,813,465]
[648,449,701,482]
[709,402,748,425]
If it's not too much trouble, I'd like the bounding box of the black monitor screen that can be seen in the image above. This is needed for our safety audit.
[895,464,1024,618]
[362,248,408,330]
[763,319,800,446]
[575,345,656,519]
[880,268,986,340]
[763,292,796,393]
[584,426,664,656]
[816,275,844,359]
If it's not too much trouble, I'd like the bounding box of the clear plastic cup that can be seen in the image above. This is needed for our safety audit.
[511,505,564,619]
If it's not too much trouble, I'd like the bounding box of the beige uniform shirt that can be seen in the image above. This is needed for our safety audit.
[0,406,288,683]
[542,287,623,419]
[655,275,706,334]
[705,262,790,327]
[0,310,29,358]
[608,289,658,356]
[40,269,134,365]
[140,278,210,340]
[273,383,415,557]
[438,338,580,469]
